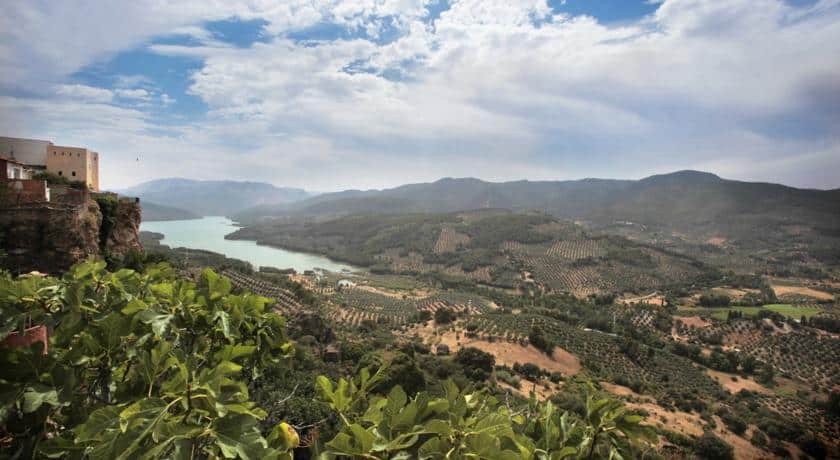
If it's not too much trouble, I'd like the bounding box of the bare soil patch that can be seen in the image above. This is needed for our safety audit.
[676,316,712,329]
[626,402,704,437]
[772,284,834,301]
[353,284,427,299]
[600,382,655,403]
[620,292,666,306]
[410,323,582,376]
[706,237,727,246]
[497,380,557,401]
[712,421,771,460]
[706,370,772,395]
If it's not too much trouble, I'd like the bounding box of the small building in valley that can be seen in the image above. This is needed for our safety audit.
[336,279,356,288]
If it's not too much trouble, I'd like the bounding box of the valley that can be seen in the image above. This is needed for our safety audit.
[147,174,840,459]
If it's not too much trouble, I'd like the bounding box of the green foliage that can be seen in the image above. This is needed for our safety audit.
[32,171,86,189]
[529,325,554,355]
[693,432,734,460]
[698,292,731,308]
[454,347,495,382]
[433,307,455,324]
[316,371,655,459]
[0,261,296,459]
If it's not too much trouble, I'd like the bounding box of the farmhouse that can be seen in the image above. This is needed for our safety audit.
[337,279,357,288]
[0,136,100,191]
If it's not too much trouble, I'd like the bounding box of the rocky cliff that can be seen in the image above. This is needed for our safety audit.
[0,195,143,274]
[105,198,143,257]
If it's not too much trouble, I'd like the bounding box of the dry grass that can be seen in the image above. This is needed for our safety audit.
[410,323,582,376]
[771,284,834,301]
[676,316,712,329]
[706,369,772,395]
[705,237,727,246]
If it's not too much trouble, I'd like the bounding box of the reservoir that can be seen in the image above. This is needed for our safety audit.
[140,216,356,273]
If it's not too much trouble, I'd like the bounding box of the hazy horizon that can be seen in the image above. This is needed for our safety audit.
[118,169,838,194]
[2,0,839,191]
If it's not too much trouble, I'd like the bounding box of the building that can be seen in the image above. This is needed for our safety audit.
[336,279,357,288]
[0,136,100,191]
[46,145,100,191]
[1,156,33,180]
[0,137,52,167]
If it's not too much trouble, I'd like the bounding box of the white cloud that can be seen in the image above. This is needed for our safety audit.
[116,88,152,101]
[54,84,114,103]
[1,0,839,190]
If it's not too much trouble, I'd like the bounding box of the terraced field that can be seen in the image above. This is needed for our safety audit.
[545,239,606,260]
[685,319,840,390]
[433,227,471,254]
[328,287,490,328]
[467,312,723,403]
[757,394,840,446]
[222,269,305,315]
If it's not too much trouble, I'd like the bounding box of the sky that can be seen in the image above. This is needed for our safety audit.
[1,0,839,191]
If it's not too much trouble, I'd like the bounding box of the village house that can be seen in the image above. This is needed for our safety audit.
[0,136,100,191]
[0,156,33,180]
[0,156,50,203]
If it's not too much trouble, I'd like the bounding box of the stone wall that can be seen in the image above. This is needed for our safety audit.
[0,179,49,205]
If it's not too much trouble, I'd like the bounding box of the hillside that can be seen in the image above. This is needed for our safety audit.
[235,172,838,233]
[119,178,312,217]
[232,171,840,275]
[227,210,718,295]
[234,176,632,222]
[139,200,200,221]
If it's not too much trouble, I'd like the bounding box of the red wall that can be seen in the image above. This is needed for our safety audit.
[1,179,49,205]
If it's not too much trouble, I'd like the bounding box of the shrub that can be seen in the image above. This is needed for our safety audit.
[513,362,543,381]
[720,411,747,436]
[455,347,495,381]
[797,434,827,460]
[434,308,455,324]
[694,432,734,460]
[698,293,731,308]
[528,325,554,354]
[750,430,768,447]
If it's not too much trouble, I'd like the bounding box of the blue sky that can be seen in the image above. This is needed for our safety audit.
[1,0,839,191]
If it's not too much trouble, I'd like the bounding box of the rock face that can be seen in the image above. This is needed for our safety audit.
[105,198,143,257]
[0,197,143,274]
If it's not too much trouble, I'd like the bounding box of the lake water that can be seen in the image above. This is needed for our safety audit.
[140,216,356,273]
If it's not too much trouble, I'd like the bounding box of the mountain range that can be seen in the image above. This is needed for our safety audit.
[233,171,840,242]
[118,178,312,219]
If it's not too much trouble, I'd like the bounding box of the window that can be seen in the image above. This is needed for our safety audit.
[71,171,76,177]
[58,171,63,176]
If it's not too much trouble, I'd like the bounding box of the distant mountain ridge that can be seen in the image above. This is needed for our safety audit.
[139,201,201,222]
[233,170,840,243]
[119,178,312,217]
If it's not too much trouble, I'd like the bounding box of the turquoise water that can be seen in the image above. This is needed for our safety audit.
[140,216,356,273]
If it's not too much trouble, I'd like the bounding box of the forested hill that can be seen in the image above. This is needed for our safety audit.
[119,178,312,217]
[233,171,840,240]
[140,201,200,221]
